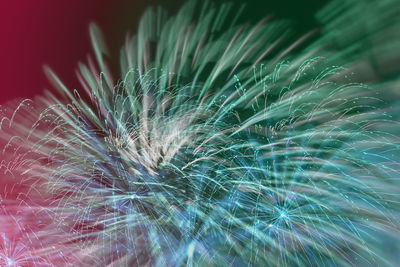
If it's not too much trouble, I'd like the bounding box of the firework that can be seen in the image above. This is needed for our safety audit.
[1,0,400,266]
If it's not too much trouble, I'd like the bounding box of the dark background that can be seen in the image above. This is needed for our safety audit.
[0,0,327,104]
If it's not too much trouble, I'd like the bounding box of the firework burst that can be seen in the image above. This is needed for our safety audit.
[1,0,400,266]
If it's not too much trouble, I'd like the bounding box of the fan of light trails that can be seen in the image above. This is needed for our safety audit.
[0,0,399,266]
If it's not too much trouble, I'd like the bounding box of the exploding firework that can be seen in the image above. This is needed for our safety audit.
[1,0,400,266]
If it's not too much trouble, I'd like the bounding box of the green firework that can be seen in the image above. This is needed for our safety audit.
[1,0,399,266]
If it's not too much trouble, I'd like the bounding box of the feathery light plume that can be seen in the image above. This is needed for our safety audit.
[1,0,400,266]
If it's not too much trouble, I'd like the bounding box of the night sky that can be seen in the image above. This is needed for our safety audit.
[0,0,327,104]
